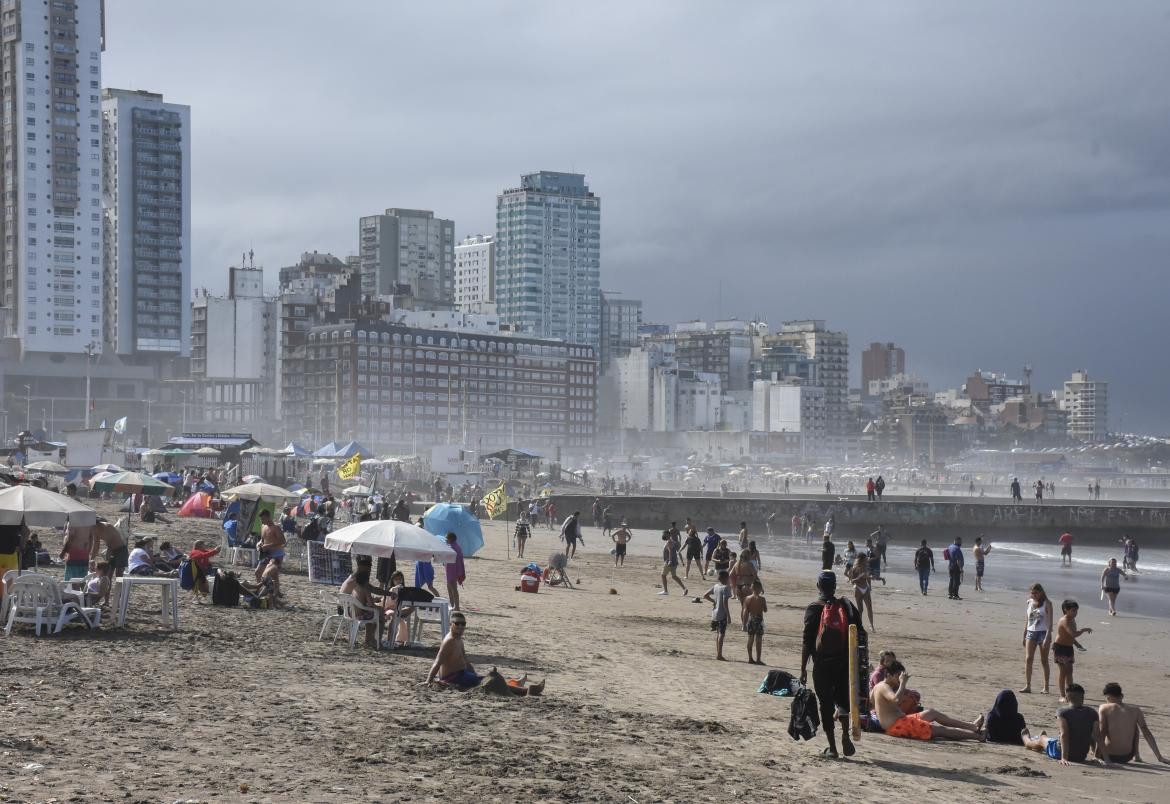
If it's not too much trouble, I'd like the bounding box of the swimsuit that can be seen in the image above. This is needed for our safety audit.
[975,560,985,578]
[1053,643,1074,666]
[441,669,483,689]
[886,712,933,741]
[615,543,626,557]
[710,618,728,634]
[746,614,764,636]
[1108,748,1135,764]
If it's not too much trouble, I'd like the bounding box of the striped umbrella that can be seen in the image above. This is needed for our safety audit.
[90,470,174,496]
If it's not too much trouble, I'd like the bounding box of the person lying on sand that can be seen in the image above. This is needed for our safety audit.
[875,661,985,742]
[425,612,543,696]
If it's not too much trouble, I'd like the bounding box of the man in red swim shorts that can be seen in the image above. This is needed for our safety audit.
[875,661,986,741]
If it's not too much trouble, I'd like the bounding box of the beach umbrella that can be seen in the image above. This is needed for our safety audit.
[325,519,456,564]
[342,485,373,497]
[24,460,68,475]
[221,482,301,502]
[312,458,337,466]
[90,463,124,474]
[194,447,221,457]
[241,474,264,484]
[422,502,484,558]
[88,471,115,486]
[0,484,98,527]
[91,471,174,496]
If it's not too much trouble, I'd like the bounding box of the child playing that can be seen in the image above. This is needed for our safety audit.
[1053,599,1092,703]
[85,561,112,607]
[703,570,732,661]
[187,539,220,598]
[744,579,767,665]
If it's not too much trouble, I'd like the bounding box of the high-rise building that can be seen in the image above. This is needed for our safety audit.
[496,171,600,349]
[644,320,753,391]
[454,234,494,312]
[358,208,454,304]
[771,321,851,445]
[752,380,827,454]
[861,342,905,390]
[1061,370,1108,443]
[1,0,106,352]
[599,291,641,372]
[101,88,190,356]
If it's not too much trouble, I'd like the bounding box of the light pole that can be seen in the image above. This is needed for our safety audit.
[83,341,96,429]
[23,385,31,432]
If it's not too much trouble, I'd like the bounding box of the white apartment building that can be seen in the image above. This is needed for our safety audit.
[101,88,190,356]
[358,208,454,304]
[453,233,494,312]
[752,379,827,455]
[1,0,105,352]
[1060,370,1108,443]
[614,343,722,432]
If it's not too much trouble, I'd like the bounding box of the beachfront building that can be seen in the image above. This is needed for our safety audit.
[454,234,495,314]
[752,380,827,456]
[1060,370,1108,443]
[284,311,597,452]
[101,88,191,358]
[599,291,642,373]
[612,343,723,433]
[861,341,905,391]
[358,208,455,305]
[643,320,754,392]
[963,370,1031,412]
[768,320,853,455]
[495,171,601,350]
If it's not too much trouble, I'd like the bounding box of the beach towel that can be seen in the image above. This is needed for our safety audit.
[758,669,798,697]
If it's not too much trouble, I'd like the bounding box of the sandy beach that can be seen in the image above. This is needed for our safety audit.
[4,502,1170,803]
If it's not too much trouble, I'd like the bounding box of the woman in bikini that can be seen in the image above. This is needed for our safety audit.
[732,553,758,629]
[848,552,876,633]
[1019,583,1053,695]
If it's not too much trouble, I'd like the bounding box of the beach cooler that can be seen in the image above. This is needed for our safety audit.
[520,574,540,593]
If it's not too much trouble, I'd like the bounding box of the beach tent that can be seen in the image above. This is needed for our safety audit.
[325,520,456,564]
[179,492,213,518]
[333,441,371,460]
[282,442,312,458]
[422,502,484,558]
[313,442,342,458]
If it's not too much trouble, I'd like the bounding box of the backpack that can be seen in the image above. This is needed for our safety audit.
[914,547,929,569]
[178,558,195,590]
[212,572,241,607]
[787,687,820,741]
[942,547,951,562]
[815,598,850,657]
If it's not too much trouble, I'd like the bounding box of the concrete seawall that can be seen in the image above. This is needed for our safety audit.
[537,495,1170,544]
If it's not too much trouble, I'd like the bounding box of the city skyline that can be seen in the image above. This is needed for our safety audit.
[99,2,1170,432]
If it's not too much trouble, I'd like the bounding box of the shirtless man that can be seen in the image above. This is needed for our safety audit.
[875,661,985,741]
[427,612,481,688]
[1098,682,1170,764]
[743,580,767,665]
[88,518,128,601]
[611,522,632,567]
[339,557,382,648]
[60,524,93,581]
[256,510,286,598]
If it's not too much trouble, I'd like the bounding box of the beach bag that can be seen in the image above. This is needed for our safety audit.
[815,599,850,657]
[942,547,951,562]
[212,573,241,607]
[759,669,797,696]
[178,558,195,591]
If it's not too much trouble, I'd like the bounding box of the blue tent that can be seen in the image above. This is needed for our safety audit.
[313,442,341,457]
[333,440,372,459]
[283,442,312,457]
[422,502,484,558]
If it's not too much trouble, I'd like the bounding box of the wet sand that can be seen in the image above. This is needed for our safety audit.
[3,502,1170,802]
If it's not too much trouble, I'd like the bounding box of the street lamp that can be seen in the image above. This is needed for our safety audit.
[83,341,97,429]
[23,384,31,432]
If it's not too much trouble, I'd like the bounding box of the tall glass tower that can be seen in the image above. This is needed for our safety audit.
[496,171,600,349]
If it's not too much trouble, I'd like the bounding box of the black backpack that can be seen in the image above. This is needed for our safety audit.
[788,687,820,741]
[212,573,241,607]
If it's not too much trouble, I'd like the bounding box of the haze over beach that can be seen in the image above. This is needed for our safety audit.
[3,2,1170,802]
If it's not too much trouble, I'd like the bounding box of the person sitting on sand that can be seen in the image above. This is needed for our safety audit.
[984,690,1026,745]
[85,561,112,607]
[127,539,164,576]
[1022,683,1105,765]
[1098,682,1170,765]
[875,661,985,741]
[425,612,544,696]
[155,541,184,571]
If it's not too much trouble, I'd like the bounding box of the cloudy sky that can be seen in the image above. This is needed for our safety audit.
[102,1,1170,433]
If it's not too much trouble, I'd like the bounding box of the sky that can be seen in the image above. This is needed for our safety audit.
[101,1,1170,434]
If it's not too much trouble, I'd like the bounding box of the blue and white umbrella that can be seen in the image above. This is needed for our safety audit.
[422,502,484,558]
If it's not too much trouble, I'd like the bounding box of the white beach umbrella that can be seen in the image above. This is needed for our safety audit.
[325,519,456,564]
[222,482,301,502]
[194,447,222,456]
[0,485,98,527]
[90,463,124,473]
[24,460,69,475]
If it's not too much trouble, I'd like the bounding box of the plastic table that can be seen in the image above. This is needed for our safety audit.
[113,576,180,629]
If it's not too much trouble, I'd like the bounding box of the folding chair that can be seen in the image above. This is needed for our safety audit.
[544,553,574,589]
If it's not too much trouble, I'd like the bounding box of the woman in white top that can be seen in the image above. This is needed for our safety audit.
[1019,582,1053,694]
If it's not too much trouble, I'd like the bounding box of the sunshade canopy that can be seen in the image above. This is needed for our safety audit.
[0,485,98,527]
[324,520,456,564]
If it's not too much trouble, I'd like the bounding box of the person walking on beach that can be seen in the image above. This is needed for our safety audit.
[821,532,836,571]
[601,506,614,540]
[731,552,759,628]
[800,571,863,758]
[946,536,964,600]
[1053,599,1091,703]
[865,538,885,585]
[866,477,876,501]
[914,539,934,595]
[1020,583,1053,695]
[682,523,703,579]
[1035,480,1044,505]
[973,536,992,592]
[1098,683,1170,765]
[445,532,466,612]
[611,522,632,567]
[704,570,732,661]
[737,521,749,552]
[560,511,582,558]
[874,475,885,499]
[701,527,720,576]
[870,526,890,567]
[1100,558,1127,616]
[744,579,767,665]
[1058,532,1074,567]
[848,550,876,633]
[659,528,687,597]
[1010,477,1022,502]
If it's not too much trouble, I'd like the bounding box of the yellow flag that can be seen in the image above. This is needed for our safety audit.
[482,481,508,520]
[337,453,362,481]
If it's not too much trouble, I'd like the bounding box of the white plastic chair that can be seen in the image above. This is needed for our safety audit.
[317,589,346,642]
[334,593,380,649]
[3,573,99,636]
[0,569,18,626]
